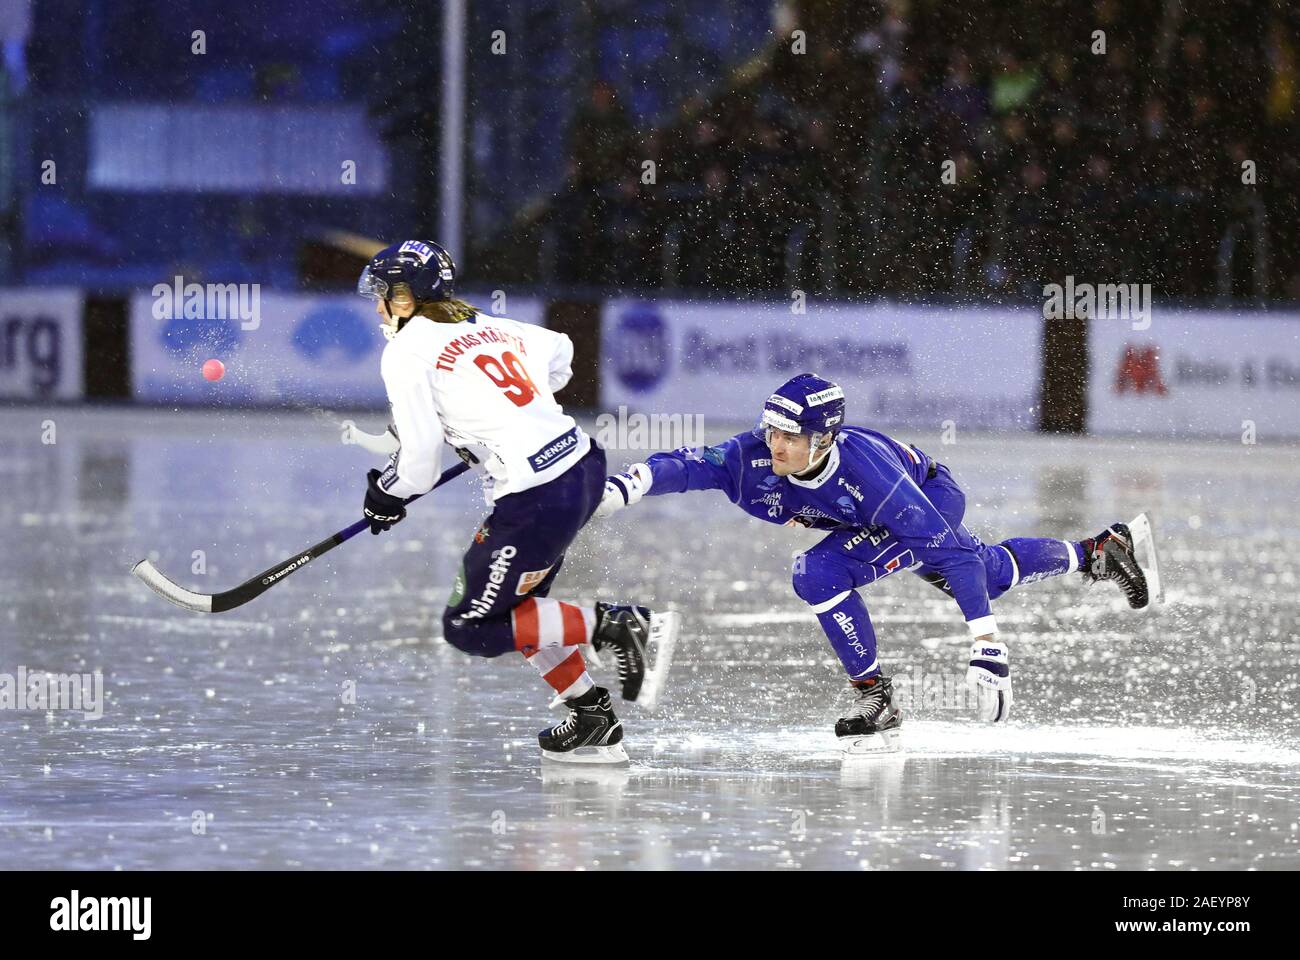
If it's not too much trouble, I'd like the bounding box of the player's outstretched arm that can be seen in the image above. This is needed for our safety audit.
[595,437,745,519]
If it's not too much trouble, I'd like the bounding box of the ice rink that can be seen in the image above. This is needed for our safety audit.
[1,407,1297,870]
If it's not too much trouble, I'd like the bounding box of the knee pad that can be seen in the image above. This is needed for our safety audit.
[441,608,512,658]
[791,550,854,606]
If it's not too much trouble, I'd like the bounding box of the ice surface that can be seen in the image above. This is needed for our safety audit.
[1,408,1297,870]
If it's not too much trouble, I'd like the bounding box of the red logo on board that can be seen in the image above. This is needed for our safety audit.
[1115,345,1168,395]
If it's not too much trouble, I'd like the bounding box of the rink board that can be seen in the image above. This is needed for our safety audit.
[1088,309,1300,439]
[600,299,1042,432]
[0,288,84,400]
[129,291,545,406]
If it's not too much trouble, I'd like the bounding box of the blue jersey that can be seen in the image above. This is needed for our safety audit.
[644,425,992,623]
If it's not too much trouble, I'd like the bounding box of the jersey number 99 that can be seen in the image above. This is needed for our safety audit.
[473,351,538,407]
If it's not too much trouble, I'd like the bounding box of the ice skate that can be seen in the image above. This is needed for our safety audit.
[539,686,629,765]
[835,675,902,755]
[591,603,678,709]
[1081,513,1161,609]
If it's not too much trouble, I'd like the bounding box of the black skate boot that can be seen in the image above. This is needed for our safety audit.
[591,602,678,708]
[538,685,628,764]
[835,674,903,738]
[1081,523,1149,609]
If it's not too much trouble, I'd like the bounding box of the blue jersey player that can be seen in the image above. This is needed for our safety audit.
[596,373,1158,745]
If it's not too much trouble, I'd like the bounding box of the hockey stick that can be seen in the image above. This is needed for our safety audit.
[130,461,472,614]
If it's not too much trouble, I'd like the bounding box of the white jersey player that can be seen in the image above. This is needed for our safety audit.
[354,240,676,763]
[377,298,590,501]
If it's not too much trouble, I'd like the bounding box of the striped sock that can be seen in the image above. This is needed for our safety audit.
[525,645,594,699]
[511,596,596,655]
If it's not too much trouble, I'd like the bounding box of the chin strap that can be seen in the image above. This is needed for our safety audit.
[379,302,413,341]
[796,433,835,476]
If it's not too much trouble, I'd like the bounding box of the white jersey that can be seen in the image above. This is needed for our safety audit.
[376,312,590,501]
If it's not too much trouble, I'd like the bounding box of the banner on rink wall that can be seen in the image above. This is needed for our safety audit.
[0,288,84,400]
[600,299,1041,431]
[1088,310,1300,439]
[130,288,544,405]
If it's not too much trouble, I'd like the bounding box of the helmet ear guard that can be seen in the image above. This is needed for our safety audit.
[385,283,416,311]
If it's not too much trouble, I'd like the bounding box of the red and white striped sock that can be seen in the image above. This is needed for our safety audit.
[512,597,596,655]
[513,597,598,699]
[525,645,593,700]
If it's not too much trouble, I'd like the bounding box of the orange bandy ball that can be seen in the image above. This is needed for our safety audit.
[202,358,225,382]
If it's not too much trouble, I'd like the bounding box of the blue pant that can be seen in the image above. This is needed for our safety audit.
[791,463,1078,678]
[442,445,607,658]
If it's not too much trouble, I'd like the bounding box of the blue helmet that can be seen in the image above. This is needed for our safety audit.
[357,240,456,305]
[755,373,846,439]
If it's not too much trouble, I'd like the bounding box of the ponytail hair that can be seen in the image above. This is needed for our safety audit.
[415,298,478,324]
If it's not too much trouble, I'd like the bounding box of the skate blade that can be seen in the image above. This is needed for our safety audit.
[1126,512,1164,608]
[840,750,907,788]
[541,762,632,787]
[540,743,630,765]
[840,729,903,756]
[635,611,679,712]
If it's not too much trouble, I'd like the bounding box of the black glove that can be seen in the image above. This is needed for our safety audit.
[364,468,408,535]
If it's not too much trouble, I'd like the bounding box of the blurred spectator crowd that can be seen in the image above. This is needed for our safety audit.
[548,0,1300,302]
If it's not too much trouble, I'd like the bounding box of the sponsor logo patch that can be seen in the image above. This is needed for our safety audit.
[883,550,915,574]
[462,545,517,618]
[528,427,580,472]
[448,564,466,606]
[805,386,845,406]
[844,526,890,551]
[761,409,801,433]
[516,565,554,595]
[766,393,804,415]
[832,609,870,658]
[398,240,436,263]
[837,476,864,502]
